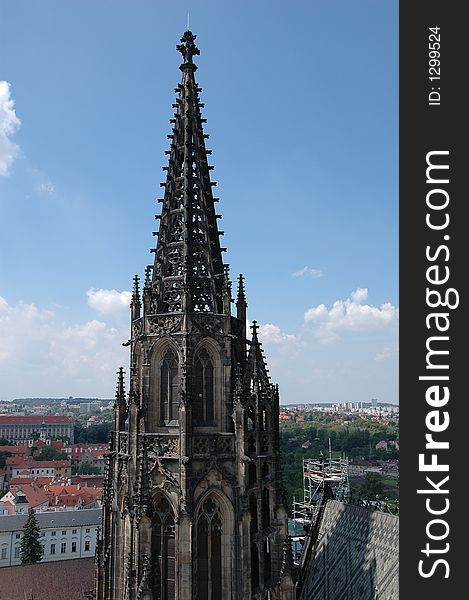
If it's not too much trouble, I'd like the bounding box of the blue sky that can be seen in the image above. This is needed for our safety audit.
[0,0,398,403]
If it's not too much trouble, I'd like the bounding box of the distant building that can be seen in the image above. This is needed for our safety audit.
[0,416,74,444]
[45,483,102,510]
[8,477,57,490]
[79,401,103,413]
[0,445,29,458]
[0,486,50,515]
[0,508,102,567]
[375,440,388,451]
[71,474,106,488]
[64,443,109,475]
[6,458,71,482]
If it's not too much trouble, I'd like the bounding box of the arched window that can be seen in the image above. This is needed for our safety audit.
[251,543,259,591]
[246,405,255,432]
[248,463,257,486]
[247,435,256,454]
[249,493,258,535]
[262,487,270,528]
[261,462,269,479]
[152,498,175,600]
[196,497,222,600]
[160,349,179,424]
[193,349,214,425]
[260,406,268,431]
[263,539,272,582]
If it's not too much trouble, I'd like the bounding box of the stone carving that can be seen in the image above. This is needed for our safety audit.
[139,435,183,500]
[190,314,225,335]
[193,435,234,456]
[132,319,144,340]
[163,280,184,312]
[117,455,129,491]
[136,553,151,600]
[119,432,129,454]
[144,434,179,458]
[148,314,182,335]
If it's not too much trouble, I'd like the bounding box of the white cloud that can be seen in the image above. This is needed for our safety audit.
[87,288,132,315]
[0,296,128,398]
[0,293,398,404]
[292,266,324,279]
[247,320,297,346]
[375,347,397,361]
[257,322,298,348]
[304,287,398,344]
[351,287,368,303]
[0,81,21,176]
[37,181,55,195]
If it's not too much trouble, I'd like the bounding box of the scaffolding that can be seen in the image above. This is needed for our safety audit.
[290,451,350,565]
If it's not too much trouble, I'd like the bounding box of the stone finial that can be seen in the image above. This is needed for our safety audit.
[131,275,140,305]
[116,367,125,403]
[177,30,200,66]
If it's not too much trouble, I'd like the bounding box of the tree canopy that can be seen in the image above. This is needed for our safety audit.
[34,445,68,461]
[20,509,44,564]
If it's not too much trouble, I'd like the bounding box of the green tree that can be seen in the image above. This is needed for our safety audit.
[75,422,113,444]
[20,509,44,564]
[352,472,385,502]
[362,472,385,497]
[34,445,68,461]
[0,450,12,468]
[77,464,100,475]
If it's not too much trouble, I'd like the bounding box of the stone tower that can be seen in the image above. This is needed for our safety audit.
[96,31,294,600]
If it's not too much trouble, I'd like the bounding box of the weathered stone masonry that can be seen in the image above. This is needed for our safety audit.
[96,31,294,600]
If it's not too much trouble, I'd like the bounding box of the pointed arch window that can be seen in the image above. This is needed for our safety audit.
[246,405,256,432]
[263,539,272,582]
[160,349,179,424]
[262,487,270,528]
[196,498,222,600]
[248,463,257,486]
[152,498,175,600]
[193,349,214,425]
[251,542,259,591]
[260,406,268,431]
[249,493,258,535]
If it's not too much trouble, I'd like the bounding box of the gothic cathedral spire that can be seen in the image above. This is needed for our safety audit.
[97,31,294,600]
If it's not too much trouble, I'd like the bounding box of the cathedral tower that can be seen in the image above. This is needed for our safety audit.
[96,31,294,600]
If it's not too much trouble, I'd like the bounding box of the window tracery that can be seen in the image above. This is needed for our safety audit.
[193,348,214,424]
[152,498,175,600]
[160,349,179,423]
[196,497,222,599]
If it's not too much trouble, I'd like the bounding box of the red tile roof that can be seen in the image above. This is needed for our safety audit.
[14,484,50,509]
[5,456,26,466]
[0,415,72,424]
[7,458,70,468]
[71,474,105,487]
[89,449,108,459]
[9,477,55,488]
[0,444,28,454]
[0,557,95,600]
[43,484,103,508]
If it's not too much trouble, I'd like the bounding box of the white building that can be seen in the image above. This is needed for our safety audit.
[0,508,102,567]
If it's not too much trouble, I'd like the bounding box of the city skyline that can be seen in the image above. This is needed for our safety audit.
[0,1,398,404]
